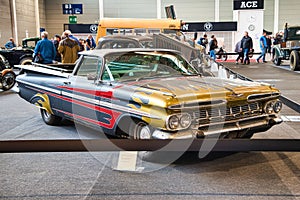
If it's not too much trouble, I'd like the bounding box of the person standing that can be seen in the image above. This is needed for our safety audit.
[33,31,56,64]
[235,40,244,64]
[240,31,253,65]
[266,35,272,58]
[197,34,208,53]
[53,34,61,62]
[79,38,86,52]
[256,31,268,63]
[4,38,16,49]
[58,31,80,63]
[209,35,218,60]
[85,34,96,51]
[64,30,80,45]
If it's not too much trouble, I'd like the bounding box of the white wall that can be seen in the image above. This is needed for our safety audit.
[104,0,156,18]
[278,0,300,30]
[161,0,215,21]
[0,0,13,46]
[45,0,100,39]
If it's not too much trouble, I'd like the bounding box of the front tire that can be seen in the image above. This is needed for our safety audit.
[290,50,300,71]
[1,71,16,91]
[40,109,62,125]
[273,56,282,66]
[129,120,152,139]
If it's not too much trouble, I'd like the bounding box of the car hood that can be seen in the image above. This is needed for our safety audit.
[113,76,279,109]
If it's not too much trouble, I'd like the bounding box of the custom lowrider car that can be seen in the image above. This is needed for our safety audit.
[16,49,282,139]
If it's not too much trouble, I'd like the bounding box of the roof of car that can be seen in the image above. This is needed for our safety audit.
[79,48,180,57]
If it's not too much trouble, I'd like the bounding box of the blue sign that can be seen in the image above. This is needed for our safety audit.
[62,4,83,15]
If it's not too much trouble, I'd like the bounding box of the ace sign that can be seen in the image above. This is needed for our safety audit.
[233,0,264,10]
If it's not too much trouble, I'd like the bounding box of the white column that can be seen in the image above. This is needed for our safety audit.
[274,0,279,34]
[99,0,104,19]
[157,0,161,19]
[215,0,220,22]
[12,0,18,45]
[35,0,40,37]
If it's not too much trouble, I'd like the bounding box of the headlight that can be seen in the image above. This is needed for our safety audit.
[273,101,282,113]
[168,113,192,130]
[180,113,192,128]
[264,101,274,114]
[168,115,179,129]
[263,100,282,114]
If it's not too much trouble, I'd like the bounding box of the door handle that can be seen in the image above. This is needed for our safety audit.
[63,81,71,85]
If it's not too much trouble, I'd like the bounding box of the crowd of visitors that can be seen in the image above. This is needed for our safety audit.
[31,30,96,64]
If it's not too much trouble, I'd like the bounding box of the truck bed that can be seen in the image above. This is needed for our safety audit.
[15,63,76,78]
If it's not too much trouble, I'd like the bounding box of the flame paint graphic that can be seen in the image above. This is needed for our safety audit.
[31,93,54,114]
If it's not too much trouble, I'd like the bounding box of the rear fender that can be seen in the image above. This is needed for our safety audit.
[273,46,284,57]
[1,69,15,76]
[29,93,54,115]
[19,53,33,61]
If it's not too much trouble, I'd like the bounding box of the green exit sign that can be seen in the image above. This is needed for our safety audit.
[69,16,77,24]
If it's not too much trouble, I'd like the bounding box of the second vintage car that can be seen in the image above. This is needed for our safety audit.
[16,49,282,139]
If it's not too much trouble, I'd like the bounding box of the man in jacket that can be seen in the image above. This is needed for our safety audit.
[33,31,56,64]
[58,31,80,63]
[209,35,218,60]
[240,31,253,65]
[256,31,268,63]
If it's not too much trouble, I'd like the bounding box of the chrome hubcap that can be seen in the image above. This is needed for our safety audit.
[139,125,151,139]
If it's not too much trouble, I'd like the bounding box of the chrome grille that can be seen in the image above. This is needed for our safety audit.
[190,102,262,122]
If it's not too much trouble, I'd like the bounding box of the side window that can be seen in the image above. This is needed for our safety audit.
[101,64,121,82]
[76,56,102,81]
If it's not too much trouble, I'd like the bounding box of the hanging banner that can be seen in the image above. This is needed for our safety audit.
[64,24,98,34]
[233,0,264,10]
[181,22,237,32]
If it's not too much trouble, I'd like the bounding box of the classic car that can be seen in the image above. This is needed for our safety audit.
[16,49,282,139]
[96,35,153,49]
[272,23,300,70]
[0,59,16,90]
[0,37,39,69]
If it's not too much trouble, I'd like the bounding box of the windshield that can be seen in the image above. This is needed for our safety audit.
[101,51,199,82]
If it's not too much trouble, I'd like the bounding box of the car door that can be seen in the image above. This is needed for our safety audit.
[60,55,103,128]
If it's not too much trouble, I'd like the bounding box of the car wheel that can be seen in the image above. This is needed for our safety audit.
[290,50,300,71]
[273,57,282,66]
[20,57,32,65]
[40,109,62,125]
[129,120,152,139]
[1,71,16,91]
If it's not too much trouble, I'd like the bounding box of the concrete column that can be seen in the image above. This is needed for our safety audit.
[35,0,40,36]
[99,0,104,19]
[215,0,220,22]
[11,0,18,44]
[274,0,279,34]
[157,0,161,19]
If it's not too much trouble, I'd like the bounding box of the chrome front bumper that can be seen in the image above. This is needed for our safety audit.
[152,114,283,139]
